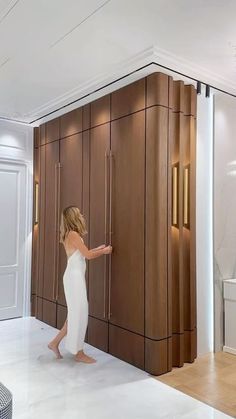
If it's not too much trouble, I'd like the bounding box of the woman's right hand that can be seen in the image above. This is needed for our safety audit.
[103,245,112,255]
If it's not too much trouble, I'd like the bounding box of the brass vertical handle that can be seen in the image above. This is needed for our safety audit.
[183,166,189,226]
[108,151,113,320]
[103,151,109,318]
[53,163,58,301]
[172,165,178,226]
[55,163,61,300]
[35,183,39,224]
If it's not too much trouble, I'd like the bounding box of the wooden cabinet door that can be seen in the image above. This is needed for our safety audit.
[89,124,110,320]
[43,141,59,302]
[58,134,83,307]
[110,111,145,335]
[37,146,46,299]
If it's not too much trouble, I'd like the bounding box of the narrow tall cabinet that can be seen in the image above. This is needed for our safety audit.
[31,71,197,375]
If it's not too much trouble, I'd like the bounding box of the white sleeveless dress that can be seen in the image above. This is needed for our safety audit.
[63,249,88,354]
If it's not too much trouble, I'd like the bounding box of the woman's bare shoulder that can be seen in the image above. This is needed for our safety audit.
[67,230,83,243]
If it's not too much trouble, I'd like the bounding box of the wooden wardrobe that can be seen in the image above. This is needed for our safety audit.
[31,71,197,375]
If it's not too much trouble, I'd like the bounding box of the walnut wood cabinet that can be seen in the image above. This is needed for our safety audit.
[32,71,197,375]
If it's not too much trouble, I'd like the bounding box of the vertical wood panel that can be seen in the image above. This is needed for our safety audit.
[82,104,90,131]
[39,124,46,146]
[82,130,90,295]
[31,146,39,297]
[145,106,168,339]
[111,79,145,120]
[36,297,43,321]
[170,103,185,366]
[181,85,197,363]
[109,324,144,369]
[60,108,82,138]
[90,95,110,128]
[145,338,172,376]
[58,134,83,306]
[146,72,169,107]
[43,141,59,301]
[42,299,57,328]
[89,124,110,320]
[57,304,67,330]
[45,118,60,143]
[88,317,108,352]
[110,111,145,335]
[37,146,46,298]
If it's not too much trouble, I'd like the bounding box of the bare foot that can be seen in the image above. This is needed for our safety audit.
[75,351,96,364]
[48,342,63,359]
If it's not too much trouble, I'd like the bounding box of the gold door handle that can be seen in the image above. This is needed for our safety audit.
[108,151,113,320]
[172,164,178,227]
[183,166,189,227]
[53,163,58,301]
[103,151,109,318]
[56,163,61,300]
[34,182,39,224]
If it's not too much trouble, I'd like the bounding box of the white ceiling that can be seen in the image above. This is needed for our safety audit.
[0,0,236,124]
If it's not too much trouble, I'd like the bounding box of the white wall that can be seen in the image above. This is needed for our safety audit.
[0,120,33,317]
[196,90,214,355]
[214,94,236,351]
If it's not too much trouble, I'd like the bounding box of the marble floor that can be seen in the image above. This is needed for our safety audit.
[0,318,232,419]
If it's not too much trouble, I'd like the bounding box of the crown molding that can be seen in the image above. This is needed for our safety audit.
[25,45,236,124]
[152,46,236,93]
[25,46,155,123]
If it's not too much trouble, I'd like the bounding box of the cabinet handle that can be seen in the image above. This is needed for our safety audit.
[108,151,113,320]
[53,163,58,301]
[103,151,109,318]
[55,163,61,300]
[172,165,178,226]
[183,165,189,227]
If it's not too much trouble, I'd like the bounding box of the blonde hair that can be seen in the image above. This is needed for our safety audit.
[60,206,87,243]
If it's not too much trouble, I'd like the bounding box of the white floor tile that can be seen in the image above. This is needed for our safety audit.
[0,318,232,419]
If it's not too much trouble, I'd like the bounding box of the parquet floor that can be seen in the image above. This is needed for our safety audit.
[156,352,236,418]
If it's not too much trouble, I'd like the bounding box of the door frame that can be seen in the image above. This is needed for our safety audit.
[0,156,33,317]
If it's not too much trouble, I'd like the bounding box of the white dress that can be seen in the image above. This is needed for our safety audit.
[63,249,88,354]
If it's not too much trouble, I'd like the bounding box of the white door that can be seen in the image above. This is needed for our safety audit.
[0,161,26,320]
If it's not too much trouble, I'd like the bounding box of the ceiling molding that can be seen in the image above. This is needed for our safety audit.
[23,45,236,124]
[24,46,155,122]
[152,46,236,93]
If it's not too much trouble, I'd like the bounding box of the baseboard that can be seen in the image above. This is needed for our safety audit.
[223,345,236,355]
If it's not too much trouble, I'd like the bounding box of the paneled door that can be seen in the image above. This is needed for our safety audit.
[0,162,26,320]
[110,111,145,334]
[89,124,110,320]
[58,134,83,307]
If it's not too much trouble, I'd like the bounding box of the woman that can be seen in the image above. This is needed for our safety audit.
[48,206,112,363]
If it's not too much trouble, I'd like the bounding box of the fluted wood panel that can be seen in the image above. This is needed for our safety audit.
[170,81,197,366]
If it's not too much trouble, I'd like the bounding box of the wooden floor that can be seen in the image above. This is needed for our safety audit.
[156,352,236,418]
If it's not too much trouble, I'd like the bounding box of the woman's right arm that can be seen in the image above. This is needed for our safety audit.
[68,231,112,260]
